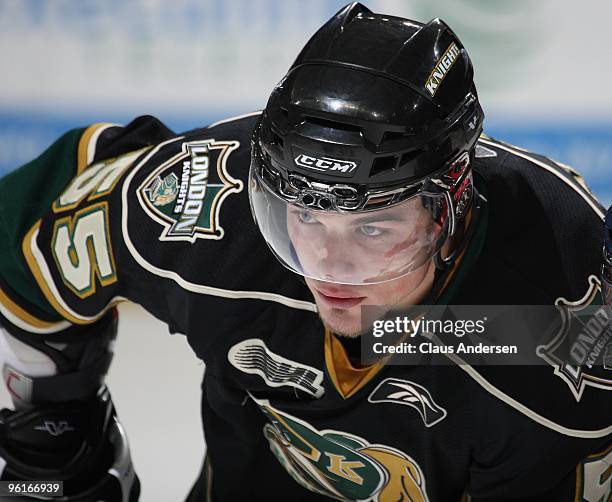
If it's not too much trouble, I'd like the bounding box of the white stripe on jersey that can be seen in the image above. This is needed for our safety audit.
[207,111,263,129]
[456,358,612,438]
[0,300,71,334]
[423,331,612,438]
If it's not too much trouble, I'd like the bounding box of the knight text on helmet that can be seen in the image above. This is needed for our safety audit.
[425,42,461,97]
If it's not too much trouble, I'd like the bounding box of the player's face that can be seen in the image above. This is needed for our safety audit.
[249,165,447,291]
[286,199,439,337]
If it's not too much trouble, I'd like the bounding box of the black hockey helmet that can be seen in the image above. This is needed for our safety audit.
[250,2,484,285]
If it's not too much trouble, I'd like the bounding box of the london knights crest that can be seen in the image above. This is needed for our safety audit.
[252,396,429,501]
[137,139,242,242]
[536,275,612,402]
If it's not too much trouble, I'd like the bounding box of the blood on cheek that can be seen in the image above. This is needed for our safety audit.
[384,238,416,258]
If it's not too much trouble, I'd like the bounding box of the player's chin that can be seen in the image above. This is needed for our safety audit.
[317,303,366,338]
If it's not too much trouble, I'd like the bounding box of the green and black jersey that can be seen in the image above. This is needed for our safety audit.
[0,113,610,501]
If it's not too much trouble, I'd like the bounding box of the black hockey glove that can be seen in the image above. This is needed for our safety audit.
[0,386,139,501]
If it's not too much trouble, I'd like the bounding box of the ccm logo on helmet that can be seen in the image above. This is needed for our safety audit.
[425,42,461,97]
[294,154,358,174]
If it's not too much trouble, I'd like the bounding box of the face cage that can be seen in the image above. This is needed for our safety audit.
[248,151,474,285]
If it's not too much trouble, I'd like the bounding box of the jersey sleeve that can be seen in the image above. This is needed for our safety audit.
[0,113,314,341]
[0,116,175,334]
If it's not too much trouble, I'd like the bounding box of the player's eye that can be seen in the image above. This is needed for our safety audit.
[359,225,385,237]
[298,211,318,224]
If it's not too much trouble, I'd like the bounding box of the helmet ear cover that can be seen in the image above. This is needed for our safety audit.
[431,150,475,228]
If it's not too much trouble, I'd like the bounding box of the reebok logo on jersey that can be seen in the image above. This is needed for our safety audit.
[368,378,447,427]
[425,42,461,97]
[228,338,324,398]
[138,139,243,242]
[294,153,358,176]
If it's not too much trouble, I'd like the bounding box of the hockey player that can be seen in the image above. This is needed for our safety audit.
[0,3,610,501]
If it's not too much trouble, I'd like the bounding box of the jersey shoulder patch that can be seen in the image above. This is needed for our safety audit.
[459,276,611,438]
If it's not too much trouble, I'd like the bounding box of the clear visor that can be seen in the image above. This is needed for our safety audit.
[249,166,450,285]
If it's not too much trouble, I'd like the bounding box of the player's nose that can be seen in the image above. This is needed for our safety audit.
[315,232,355,282]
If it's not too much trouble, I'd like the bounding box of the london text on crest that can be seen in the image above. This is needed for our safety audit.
[137,139,243,242]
